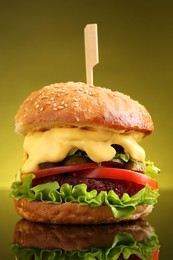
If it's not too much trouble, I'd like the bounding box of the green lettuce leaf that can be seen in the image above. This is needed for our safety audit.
[11,174,159,219]
[144,161,160,179]
[114,152,130,162]
[11,231,159,260]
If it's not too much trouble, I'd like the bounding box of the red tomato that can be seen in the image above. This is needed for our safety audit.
[33,163,98,179]
[78,167,158,190]
[152,249,159,260]
[33,164,158,190]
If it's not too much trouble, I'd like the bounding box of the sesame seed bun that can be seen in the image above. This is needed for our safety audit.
[15,82,154,135]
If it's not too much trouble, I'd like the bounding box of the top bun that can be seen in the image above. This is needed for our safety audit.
[15,82,154,135]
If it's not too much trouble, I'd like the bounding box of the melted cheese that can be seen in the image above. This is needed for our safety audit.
[22,127,145,173]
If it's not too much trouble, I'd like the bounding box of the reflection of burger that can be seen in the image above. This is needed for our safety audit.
[11,82,160,224]
[12,219,160,259]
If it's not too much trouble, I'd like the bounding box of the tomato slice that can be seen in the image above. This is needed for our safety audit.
[33,163,158,190]
[33,163,98,179]
[152,249,159,260]
[76,167,158,190]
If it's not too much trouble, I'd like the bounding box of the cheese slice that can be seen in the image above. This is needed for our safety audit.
[22,127,145,173]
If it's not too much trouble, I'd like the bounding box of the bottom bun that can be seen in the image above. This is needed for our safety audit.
[14,199,153,224]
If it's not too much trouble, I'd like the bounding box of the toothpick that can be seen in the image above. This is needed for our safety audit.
[84,24,99,85]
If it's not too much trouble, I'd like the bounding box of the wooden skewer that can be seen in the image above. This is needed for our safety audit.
[84,24,99,85]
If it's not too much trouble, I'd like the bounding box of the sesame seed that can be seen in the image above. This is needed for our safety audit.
[58,106,64,109]
[40,95,48,99]
[76,117,80,122]
[53,107,58,111]
[74,103,79,107]
[45,85,51,90]
[59,89,66,93]
[35,104,39,109]
[61,100,65,105]
[64,103,68,107]
[46,101,52,104]
[50,97,55,101]
[40,107,44,112]
[53,103,57,107]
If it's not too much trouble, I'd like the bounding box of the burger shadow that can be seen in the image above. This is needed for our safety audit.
[11,218,159,259]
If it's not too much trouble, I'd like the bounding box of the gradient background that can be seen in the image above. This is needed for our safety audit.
[0,0,172,189]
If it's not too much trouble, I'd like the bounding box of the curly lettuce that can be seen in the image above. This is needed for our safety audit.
[144,161,160,179]
[11,174,159,219]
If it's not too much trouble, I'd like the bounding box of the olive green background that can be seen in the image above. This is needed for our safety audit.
[0,0,172,189]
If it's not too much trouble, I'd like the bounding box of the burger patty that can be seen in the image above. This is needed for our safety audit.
[32,173,144,198]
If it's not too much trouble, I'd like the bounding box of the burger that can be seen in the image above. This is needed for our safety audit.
[12,219,160,259]
[11,82,160,224]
